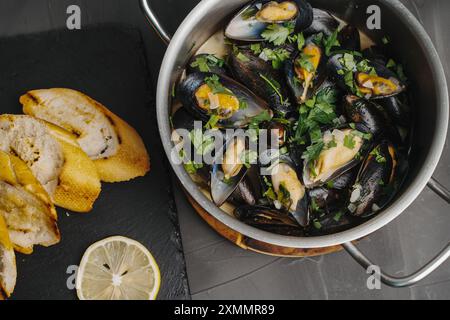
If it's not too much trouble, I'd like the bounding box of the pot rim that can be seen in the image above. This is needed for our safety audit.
[156,0,449,248]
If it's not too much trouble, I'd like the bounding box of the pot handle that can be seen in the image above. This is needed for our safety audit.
[140,0,172,45]
[343,241,450,287]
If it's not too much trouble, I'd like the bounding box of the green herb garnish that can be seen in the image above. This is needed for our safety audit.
[261,22,295,46]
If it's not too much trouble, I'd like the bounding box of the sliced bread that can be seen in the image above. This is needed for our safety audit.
[0,115,101,212]
[0,215,16,298]
[0,151,60,254]
[21,88,150,182]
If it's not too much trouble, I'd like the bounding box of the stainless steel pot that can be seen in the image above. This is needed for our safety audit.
[141,0,450,287]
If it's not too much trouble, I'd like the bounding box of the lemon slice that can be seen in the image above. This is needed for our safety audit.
[76,236,160,300]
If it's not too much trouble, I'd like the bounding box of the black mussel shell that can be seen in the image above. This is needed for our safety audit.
[171,107,197,131]
[229,49,295,115]
[362,45,388,66]
[304,8,339,37]
[377,94,411,127]
[187,54,228,76]
[178,72,272,128]
[308,187,346,213]
[348,141,398,217]
[229,166,262,206]
[225,0,313,42]
[327,167,358,190]
[327,53,406,99]
[284,36,327,104]
[344,95,401,143]
[234,205,305,236]
[337,24,361,52]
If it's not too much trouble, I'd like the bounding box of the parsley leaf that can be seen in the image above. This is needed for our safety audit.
[343,133,356,149]
[204,75,233,95]
[261,47,291,69]
[261,23,294,46]
[250,43,262,55]
[370,146,387,163]
[323,29,340,56]
[302,141,325,163]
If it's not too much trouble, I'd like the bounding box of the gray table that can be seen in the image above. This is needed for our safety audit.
[2,0,449,300]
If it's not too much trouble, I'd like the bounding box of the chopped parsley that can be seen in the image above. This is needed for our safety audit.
[370,146,387,163]
[295,53,315,73]
[261,47,291,69]
[190,54,225,72]
[236,52,250,62]
[189,129,215,155]
[261,22,295,46]
[259,73,289,106]
[302,141,325,163]
[323,29,340,56]
[343,133,356,149]
[205,114,220,129]
[204,74,233,95]
[250,43,262,55]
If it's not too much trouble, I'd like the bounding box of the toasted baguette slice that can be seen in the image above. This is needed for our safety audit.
[0,215,16,298]
[0,151,60,254]
[0,115,101,213]
[21,88,150,182]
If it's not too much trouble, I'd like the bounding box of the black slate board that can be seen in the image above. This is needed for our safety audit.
[0,25,190,300]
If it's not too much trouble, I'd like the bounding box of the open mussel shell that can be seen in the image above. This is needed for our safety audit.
[234,205,305,236]
[187,54,229,76]
[225,0,313,42]
[210,136,250,206]
[327,53,406,99]
[262,155,310,226]
[229,48,295,115]
[337,24,361,52]
[348,141,398,218]
[303,127,370,189]
[178,72,273,128]
[303,8,339,37]
[284,36,327,103]
[344,95,401,143]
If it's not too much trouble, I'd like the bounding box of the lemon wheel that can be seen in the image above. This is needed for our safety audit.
[76,236,160,300]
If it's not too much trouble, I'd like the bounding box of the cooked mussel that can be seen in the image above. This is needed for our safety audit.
[187,54,228,76]
[303,128,370,188]
[210,135,250,206]
[262,156,309,226]
[234,205,304,236]
[348,141,398,217]
[284,36,327,103]
[344,95,401,142]
[377,94,411,127]
[225,0,313,42]
[229,167,261,206]
[337,24,361,52]
[229,48,294,115]
[303,8,339,36]
[327,53,406,99]
[178,72,273,128]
